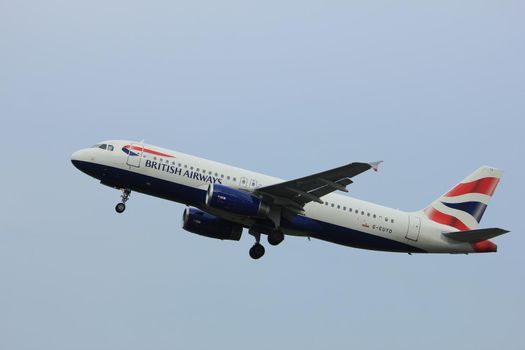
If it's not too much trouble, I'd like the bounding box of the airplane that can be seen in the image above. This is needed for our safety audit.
[71,140,509,259]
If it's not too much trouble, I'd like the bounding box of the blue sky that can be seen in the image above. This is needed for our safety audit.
[1,1,524,349]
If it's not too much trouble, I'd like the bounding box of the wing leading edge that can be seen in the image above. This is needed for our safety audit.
[256,161,382,211]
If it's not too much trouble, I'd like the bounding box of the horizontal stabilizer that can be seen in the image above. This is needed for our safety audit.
[443,228,509,243]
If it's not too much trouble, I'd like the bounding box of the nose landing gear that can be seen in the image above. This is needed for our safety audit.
[115,189,131,213]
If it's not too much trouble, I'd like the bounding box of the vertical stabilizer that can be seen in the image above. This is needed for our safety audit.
[423,166,503,231]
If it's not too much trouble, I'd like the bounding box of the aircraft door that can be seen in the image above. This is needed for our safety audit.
[406,216,421,241]
[126,143,144,167]
[240,177,249,188]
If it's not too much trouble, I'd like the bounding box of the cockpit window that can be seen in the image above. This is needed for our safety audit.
[91,143,113,151]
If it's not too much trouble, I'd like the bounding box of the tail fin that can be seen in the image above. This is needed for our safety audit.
[423,166,503,231]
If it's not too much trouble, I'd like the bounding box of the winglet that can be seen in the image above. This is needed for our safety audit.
[370,161,383,172]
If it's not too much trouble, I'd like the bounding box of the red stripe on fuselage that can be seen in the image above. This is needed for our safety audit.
[445,177,499,197]
[424,207,471,231]
[125,145,175,158]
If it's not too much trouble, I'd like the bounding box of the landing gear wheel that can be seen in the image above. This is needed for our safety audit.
[115,189,131,214]
[268,232,284,246]
[249,243,265,260]
[115,203,126,213]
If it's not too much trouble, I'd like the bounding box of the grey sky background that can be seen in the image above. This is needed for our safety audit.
[1,1,524,349]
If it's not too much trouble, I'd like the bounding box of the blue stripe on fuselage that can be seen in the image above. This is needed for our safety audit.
[282,215,424,253]
[72,160,425,253]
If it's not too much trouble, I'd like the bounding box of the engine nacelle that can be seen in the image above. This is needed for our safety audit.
[205,184,270,217]
[182,207,242,241]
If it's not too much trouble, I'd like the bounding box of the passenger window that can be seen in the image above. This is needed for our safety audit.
[337,205,340,209]
[331,203,334,208]
[343,207,346,211]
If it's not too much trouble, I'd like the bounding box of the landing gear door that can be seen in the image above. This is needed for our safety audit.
[406,216,421,241]
[126,143,143,167]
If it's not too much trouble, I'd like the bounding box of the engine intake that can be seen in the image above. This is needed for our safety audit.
[182,207,242,241]
[205,184,270,217]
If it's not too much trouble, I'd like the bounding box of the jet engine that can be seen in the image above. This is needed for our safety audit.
[205,184,270,217]
[182,207,243,241]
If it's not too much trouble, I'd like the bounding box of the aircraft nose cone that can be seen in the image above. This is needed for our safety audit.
[71,150,82,162]
[71,149,89,172]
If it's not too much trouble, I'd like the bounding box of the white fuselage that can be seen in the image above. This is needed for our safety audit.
[71,140,478,254]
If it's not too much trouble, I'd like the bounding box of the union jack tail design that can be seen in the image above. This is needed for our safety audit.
[423,166,503,231]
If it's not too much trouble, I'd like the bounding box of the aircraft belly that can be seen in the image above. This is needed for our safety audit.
[78,161,430,253]
[281,214,426,253]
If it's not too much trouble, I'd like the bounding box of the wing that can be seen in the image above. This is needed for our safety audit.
[256,161,382,212]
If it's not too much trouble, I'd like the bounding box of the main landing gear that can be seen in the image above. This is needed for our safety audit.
[249,243,265,260]
[248,228,284,260]
[268,231,285,246]
[248,229,265,260]
[115,189,131,213]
